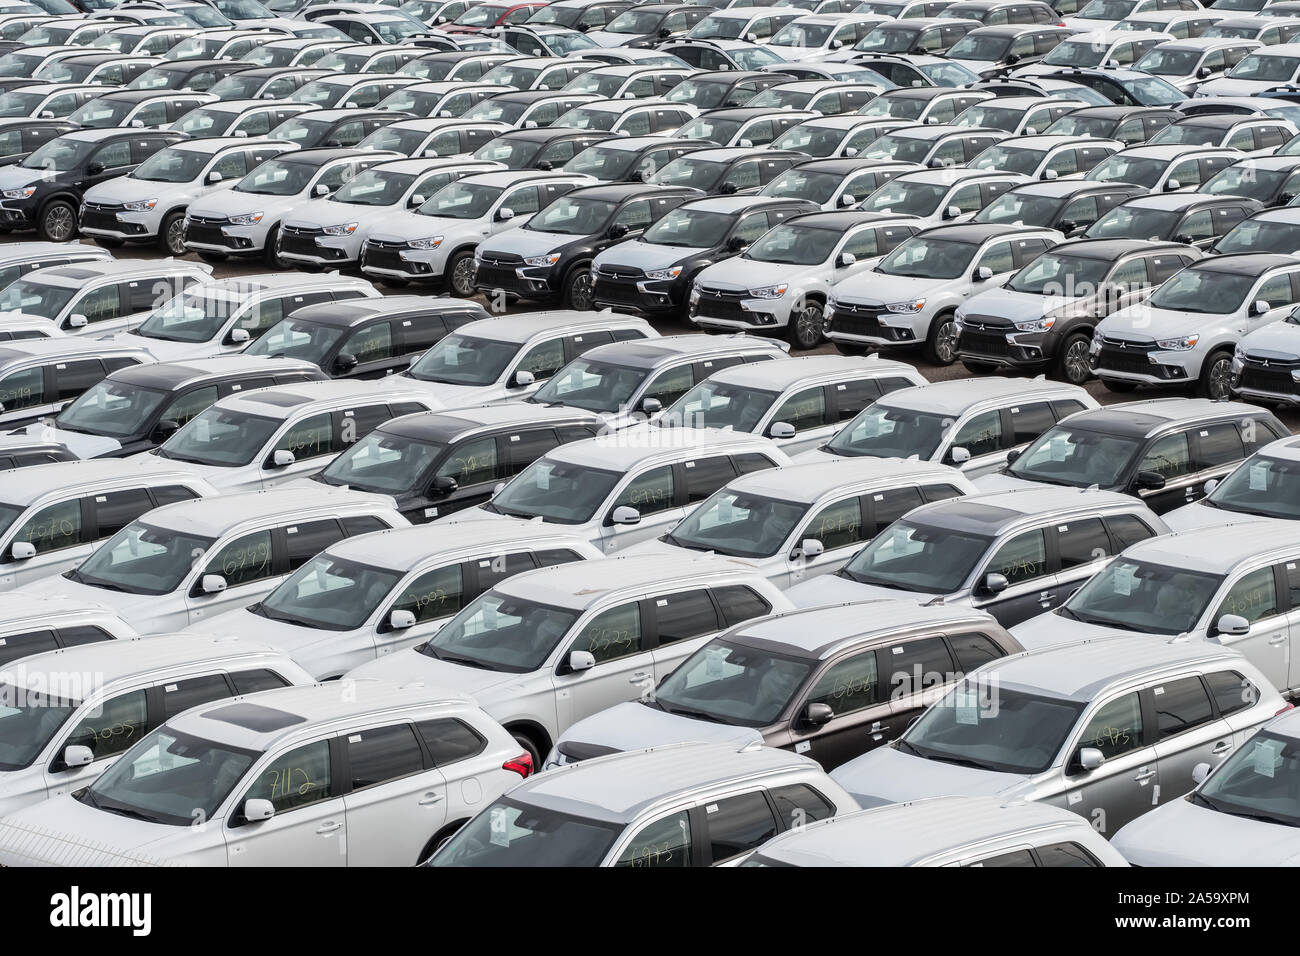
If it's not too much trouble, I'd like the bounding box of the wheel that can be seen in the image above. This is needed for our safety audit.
[1198,350,1234,401]
[36,200,76,242]
[923,311,959,365]
[510,730,542,770]
[197,251,227,264]
[834,342,870,356]
[1101,378,1138,394]
[447,249,476,298]
[263,225,283,268]
[92,237,124,249]
[786,298,825,351]
[1055,332,1093,386]
[961,359,998,375]
[562,261,594,311]
[159,211,186,256]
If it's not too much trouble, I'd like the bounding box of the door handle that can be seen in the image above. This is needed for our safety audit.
[1211,741,1232,755]
[419,792,444,806]
[869,720,887,741]
[1269,634,1287,646]
[628,671,651,684]
[1134,768,1156,784]
[1038,590,1055,602]
[315,821,342,834]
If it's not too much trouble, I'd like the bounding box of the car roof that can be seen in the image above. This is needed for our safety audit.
[280,295,481,328]
[0,339,148,362]
[702,353,916,391]
[10,634,297,685]
[878,376,1081,414]
[459,310,650,344]
[109,355,318,391]
[576,333,781,369]
[494,552,767,609]
[142,486,391,538]
[1119,518,1300,576]
[0,457,208,507]
[216,378,436,417]
[1192,252,1298,275]
[721,456,964,507]
[319,520,591,572]
[1120,191,1248,210]
[907,487,1139,534]
[1060,397,1261,437]
[1049,237,1181,258]
[380,403,600,443]
[548,425,776,473]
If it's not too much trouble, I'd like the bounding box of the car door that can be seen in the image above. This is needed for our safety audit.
[1147,674,1235,800]
[786,493,870,587]
[879,635,961,743]
[646,587,725,680]
[552,600,659,728]
[971,526,1058,627]
[42,687,150,801]
[789,648,889,769]
[184,527,277,626]
[2,495,89,587]
[1130,429,1198,513]
[1245,271,1299,335]
[1052,690,1158,837]
[225,739,346,867]
[941,408,1007,477]
[1207,565,1289,694]
[260,411,337,488]
[1049,515,1113,606]
[343,722,447,867]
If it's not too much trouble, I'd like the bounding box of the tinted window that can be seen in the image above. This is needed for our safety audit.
[948,632,1004,672]
[654,589,720,645]
[160,674,232,720]
[65,690,147,763]
[390,563,464,625]
[1079,692,1143,760]
[1204,669,1257,717]
[870,486,924,534]
[348,723,425,789]
[205,530,273,589]
[284,519,344,571]
[1057,517,1110,571]
[474,551,536,592]
[244,740,332,813]
[884,637,956,696]
[807,497,865,550]
[229,669,290,695]
[1192,423,1244,470]
[1036,842,1101,867]
[1106,514,1155,550]
[806,652,879,715]
[769,784,834,827]
[0,629,57,666]
[58,625,113,648]
[1153,675,1215,741]
[1010,402,1055,444]
[94,488,154,539]
[416,718,486,766]
[713,585,772,627]
[54,359,105,402]
[707,791,778,863]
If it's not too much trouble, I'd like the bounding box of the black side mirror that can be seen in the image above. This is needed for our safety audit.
[535,159,553,170]
[608,222,630,239]
[1134,470,1166,491]
[153,419,180,441]
[1004,448,1020,465]
[658,27,671,37]
[801,702,834,727]
[1057,219,1076,234]
[719,181,740,194]
[432,475,458,494]
[86,161,105,175]
[1196,65,1212,79]
[335,351,358,373]
[727,235,748,251]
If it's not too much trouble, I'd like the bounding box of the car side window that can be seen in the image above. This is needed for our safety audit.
[653,589,721,645]
[437,435,499,486]
[0,366,45,410]
[1214,566,1279,626]
[682,456,735,504]
[1056,517,1111,571]
[948,631,1005,671]
[1079,692,1144,760]
[1037,842,1102,867]
[987,529,1048,586]
[616,810,692,868]
[968,849,1038,867]
[204,530,273,589]
[949,410,1002,460]
[12,499,83,555]
[706,791,778,864]
[243,740,333,814]
[771,386,827,432]
[348,723,425,790]
[615,464,676,517]
[570,602,643,664]
[64,690,148,763]
[975,241,1015,274]
[1009,402,1055,444]
[883,636,956,695]
[1256,273,1295,309]
[416,718,486,766]
[1151,675,1215,741]
[516,338,566,380]
[160,674,232,720]
[1137,431,1192,481]
[805,651,879,716]
[275,412,335,461]
[93,488,154,540]
[1204,669,1258,716]
[1192,423,1244,470]
[390,563,464,626]
[643,364,694,408]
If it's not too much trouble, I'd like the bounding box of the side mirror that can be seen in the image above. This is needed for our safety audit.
[63,745,94,769]
[837,193,856,208]
[836,251,856,268]
[949,445,971,464]
[1196,65,1212,79]
[942,203,961,220]
[87,162,105,176]
[1077,747,1104,772]
[335,351,358,372]
[433,475,458,495]
[982,571,1008,595]
[1216,613,1250,637]
[658,27,671,38]
[568,649,596,672]
[719,181,740,194]
[510,368,535,388]
[408,194,425,207]
[1203,478,1219,496]
[1174,233,1192,245]
[1004,448,1021,465]
[314,183,330,196]
[1163,178,1180,192]
[1282,193,1296,206]
[727,235,748,251]
[830,39,842,49]
[201,573,227,594]
[608,222,630,239]
[153,419,179,440]
[1005,52,1019,64]
[768,421,796,440]
[243,798,275,822]
[206,170,223,185]
[67,313,88,329]
[611,504,641,525]
[640,397,662,415]
[974,265,993,281]
[10,541,35,561]
[496,206,515,221]
[389,609,417,630]
[1042,168,1058,181]
[1134,469,1165,491]
[1192,761,1212,784]
[535,159,553,171]
[794,538,824,560]
[229,327,250,344]
[1253,299,1270,316]
[272,449,296,468]
[801,701,833,727]
[1057,219,1076,235]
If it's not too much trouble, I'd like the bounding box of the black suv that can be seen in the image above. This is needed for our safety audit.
[126,59,257,93]
[973,180,1149,235]
[0,127,185,240]
[474,183,696,309]
[562,135,705,182]
[471,127,613,170]
[651,146,806,195]
[0,118,74,168]
[1084,193,1263,250]
[270,108,406,149]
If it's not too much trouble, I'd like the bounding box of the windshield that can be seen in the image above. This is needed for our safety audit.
[0,90,48,118]
[0,54,41,79]
[840,518,991,594]
[825,403,950,460]
[1229,53,1300,82]
[1043,39,1107,67]
[761,168,843,204]
[1061,557,1222,635]
[54,379,170,439]
[407,333,517,386]
[771,123,854,157]
[418,180,501,219]
[1084,203,1177,239]
[859,94,925,120]
[674,116,741,145]
[1006,252,1112,295]
[473,137,541,167]
[244,318,344,365]
[877,236,977,279]
[67,98,136,128]
[659,380,777,433]
[158,407,280,467]
[332,168,415,206]
[1195,731,1300,828]
[1214,217,1300,255]
[688,14,752,39]
[0,681,80,771]
[270,116,330,144]
[85,729,258,827]
[134,288,246,344]
[861,133,935,164]
[663,79,734,110]
[642,206,732,247]
[131,147,209,184]
[903,682,1086,775]
[71,520,217,596]
[973,190,1062,226]
[558,106,621,132]
[1201,453,1300,520]
[1085,153,1166,188]
[746,223,839,265]
[234,159,314,195]
[0,279,73,319]
[0,503,22,545]
[255,553,402,631]
[1008,424,1142,488]
[424,591,580,671]
[21,137,94,172]
[1200,165,1286,202]
[563,71,629,98]
[526,196,616,235]
[319,428,444,494]
[1135,48,1200,75]
[747,88,813,110]
[488,457,621,524]
[971,145,1043,176]
[604,9,663,34]
[770,21,834,47]
[1149,268,1253,314]
[531,358,648,413]
[667,489,807,559]
[482,65,541,88]
[563,143,637,180]
[947,34,1010,61]
[652,156,726,190]
[431,796,622,866]
[954,105,1027,133]
[860,179,946,216]
[173,107,236,137]
[1045,114,1115,138]
[461,98,526,124]
[855,24,922,52]
[1150,123,1225,147]
[655,638,815,726]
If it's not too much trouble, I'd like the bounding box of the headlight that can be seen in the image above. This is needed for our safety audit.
[228,211,263,225]
[645,266,683,281]
[408,236,443,250]
[885,298,925,314]
[1156,334,1199,352]
[1,187,35,200]
[1013,316,1055,333]
[122,198,157,211]
[523,252,561,267]
[1234,344,1245,360]
[322,222,357,236]
[749,284,788,299]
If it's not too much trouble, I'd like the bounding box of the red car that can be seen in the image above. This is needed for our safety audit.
[440,0,549,32]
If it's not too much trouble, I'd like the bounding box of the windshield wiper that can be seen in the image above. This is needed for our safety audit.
[437,654,497,670]
[97,802,161,824]
[660,703,730,724]
[895,739,923,757]
[1194,793,1299,827]
[923,752,998,771]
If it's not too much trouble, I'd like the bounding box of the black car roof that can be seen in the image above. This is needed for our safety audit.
[1194,253,1300,275]
[1056,238,1186,259]
[789,210,911,229]
[285,297,485,328]
[922,222,1038,242]
[276,147,378,165]
[568,182,692,202]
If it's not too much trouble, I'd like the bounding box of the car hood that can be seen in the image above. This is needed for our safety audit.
[785,572,915,608]
[971,471,1041,493]
[368,210,480,243]
[1098,305,1219,342]
[0,166,52,190]
[1113,796,1300,865]
[396,375,505,408]
[594,239,706,273]
[1197,77,1275,98]
[191,605,340,654]
[695,256,814,290]
[557,701,764,756]
[835,271,945,304]
[189,190,300,220]
[585,29,640,47]
[482,227,576,260]
[960,286,1058,323]
[1161,500,1267,533]
[101,332,211,363]
[84,176,192,206]
[0,794,190,865]
[1238,322,1300,359]
[1009,607,1143,650]
[14,422,122,459]
[831,743,1029,806]
[346,646,532,702]
[283,197,399,231]
[21,574,164,618]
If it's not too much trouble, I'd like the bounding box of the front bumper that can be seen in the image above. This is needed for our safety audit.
[955,324,1051,368]
[279,226,361,265]
[591,267,684,314]
[359,239,450,282]
[1231,355,1300,405]
[824,300,924,347]
[688,285,788,330]
[183,216,270,254]
[1089,337,1199,386]
[79,203,162,241]
[473,254,557,298]
[0,199,36,228]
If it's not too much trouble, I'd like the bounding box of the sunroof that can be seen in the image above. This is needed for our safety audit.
[204,702,306,732]
[247,391,313,408]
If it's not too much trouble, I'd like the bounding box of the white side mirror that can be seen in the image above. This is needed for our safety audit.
[768,421,796,439]
[244,798,275,822]
[949,445,971,463]
[1192,762,1212,784]
[510,368,535,387]
[389,609,417,629]
[568,649,596,672]
[1203,478,1219,495]
[63,745,94,768]
[1078,747,1104,771]
[611,505,641,525]
[201,573,227,594]
[796,538,824,559]
[314,183,330,196]
[1253,299,1270,316]
[1216,613,1249,637]
[10,541,35,561]
[229,327,250,344]
[272,449,295,467]
[67,313,88,329]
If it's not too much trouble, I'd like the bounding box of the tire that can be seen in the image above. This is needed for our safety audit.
[562,261,594,311]
[447,249,476,298]
[786,298,825,351]
[961,359,998,375]
[834,342,870,356]
[263,225,283,268]
[1198,349,1234,401]
[159,211,186,256]
[36,200,76,242]
[923,311,959,366]
[1055,332,1093,386]
[92,237,124,249]
[510,730,543,770]
[197,251,227,264]
[1101,378,1138,394]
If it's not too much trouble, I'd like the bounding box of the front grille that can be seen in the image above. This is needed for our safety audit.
[185,223,231,247]
[280,230,324,258]
[1097,341,1155,375]
[598,265,644,280]
[593,277,642,305]
[829,302,886,338]
[361,246,407,272]
[187,214,228,226]
[475,263,523,290]
[1239,366,1296,393]
[80,208,122,231]
[694,289,749,322]
[960,328,1013,356]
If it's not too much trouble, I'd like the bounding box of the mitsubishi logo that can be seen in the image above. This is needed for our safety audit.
[1119,341,1127,349]
[1263,359,1270,368]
